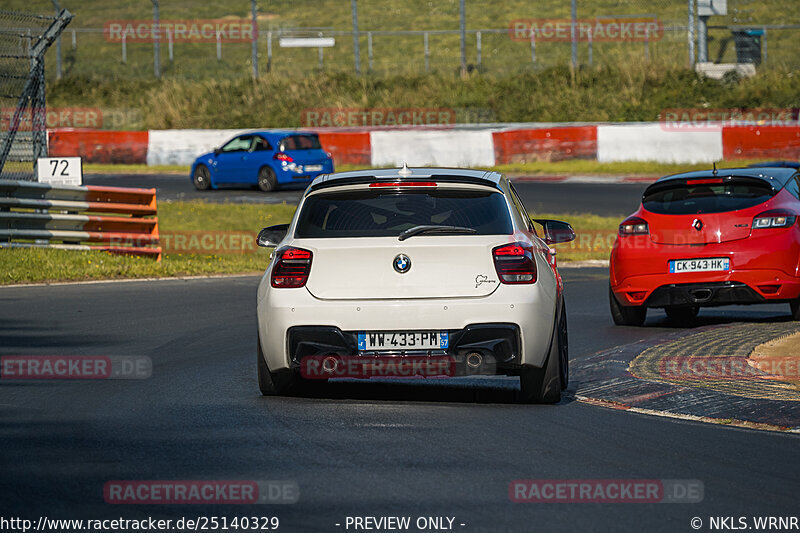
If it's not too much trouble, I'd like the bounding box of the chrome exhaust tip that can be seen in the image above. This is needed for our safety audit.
[466,352,483,370]
[321,356,339,374]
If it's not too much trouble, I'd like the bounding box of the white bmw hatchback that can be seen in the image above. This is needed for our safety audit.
[256,167,575,403]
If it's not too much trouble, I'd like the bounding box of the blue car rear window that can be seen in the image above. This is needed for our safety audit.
[281,135,321,150]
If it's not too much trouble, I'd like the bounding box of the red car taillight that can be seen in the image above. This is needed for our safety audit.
[274,152,293,162]
[271,247,312,288]
[619,216,649,236]
[753,209,796,229]
[493,242,537,284]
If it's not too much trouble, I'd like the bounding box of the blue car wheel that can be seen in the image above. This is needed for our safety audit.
[193,164,212,191]
[258,166,278,192]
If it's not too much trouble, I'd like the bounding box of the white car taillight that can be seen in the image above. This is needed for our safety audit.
[493,242,537,284]
[271,247,313,288]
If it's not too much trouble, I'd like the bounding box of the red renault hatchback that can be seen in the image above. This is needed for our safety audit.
[610,166,800,325]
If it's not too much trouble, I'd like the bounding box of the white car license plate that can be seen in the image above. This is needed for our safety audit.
[358,331,449,351]
[305,164,323,172]
[669,258,730,273]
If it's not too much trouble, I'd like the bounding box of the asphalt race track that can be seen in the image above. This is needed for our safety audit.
[83,174,647,217]
[1,268,798,532]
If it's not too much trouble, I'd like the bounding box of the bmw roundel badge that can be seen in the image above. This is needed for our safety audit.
[393,254,411,274]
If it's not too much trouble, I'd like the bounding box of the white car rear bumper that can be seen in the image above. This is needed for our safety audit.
[257,273,557,372]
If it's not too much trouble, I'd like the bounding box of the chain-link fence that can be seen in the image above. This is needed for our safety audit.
[0,9,71,180]
[0,1,797,133]
[11,0,794,83]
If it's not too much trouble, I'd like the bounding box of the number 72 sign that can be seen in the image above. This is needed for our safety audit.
[36,157,83,186]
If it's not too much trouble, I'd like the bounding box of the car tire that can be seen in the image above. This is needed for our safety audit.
[790,300,800,320]
[192,164,211,191]
[257,334,299,396]
[609,285,647,326]
[665,306,699,323]
[258,167,278,192]
[519,300,566,404]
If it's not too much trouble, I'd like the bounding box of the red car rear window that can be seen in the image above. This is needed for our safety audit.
[643,178,775,215]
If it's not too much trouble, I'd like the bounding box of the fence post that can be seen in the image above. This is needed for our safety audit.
[697,15,709,62]
[688,0,695,67]
[32,58,46,162]
[367,31,373,72]
[167,28,173,61]
[424,32,429,72]
[318,32,324,70]
[351,0,360,74]
[151,0,160,79]
[588,28,592,66]
[570,0,577,68]
[266,30,272,72]
[71,29,76,49]
[476,30,481,68]
[459,0,466,75]
[762,27,767,64]
[51,0,62,79]
[122,30,128,63]
[644,25,650,61]
[251,0,258,79]
[216,29,222,60]
[530,29,536,64]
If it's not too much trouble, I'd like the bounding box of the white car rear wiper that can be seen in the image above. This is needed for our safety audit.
[398,225,477,241]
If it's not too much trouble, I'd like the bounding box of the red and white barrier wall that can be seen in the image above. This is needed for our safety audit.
[47,123,800,168]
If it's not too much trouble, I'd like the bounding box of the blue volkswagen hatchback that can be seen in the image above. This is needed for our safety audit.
[190,131,334,192]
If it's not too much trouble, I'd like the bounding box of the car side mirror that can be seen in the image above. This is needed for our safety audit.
[256,224,289,248]
[533,219,576,245]
[213,147,222,156]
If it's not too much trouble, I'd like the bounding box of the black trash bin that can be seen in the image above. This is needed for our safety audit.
[732,28,763,65]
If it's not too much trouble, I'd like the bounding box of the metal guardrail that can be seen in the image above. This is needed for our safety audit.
[0,179,161,260]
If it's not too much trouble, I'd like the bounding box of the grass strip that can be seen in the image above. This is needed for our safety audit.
[84,158,780,179]
[0,202,617,284]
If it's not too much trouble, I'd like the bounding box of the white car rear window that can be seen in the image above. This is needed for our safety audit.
[295,189,512,238]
